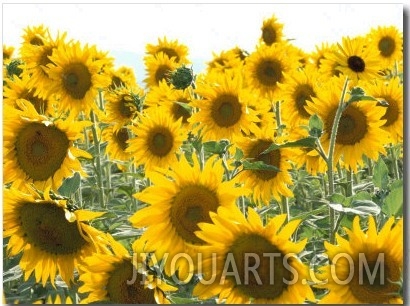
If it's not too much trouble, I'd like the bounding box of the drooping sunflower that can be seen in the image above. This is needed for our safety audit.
[329,36,382,83]
[193,206,315,304]
[144,80,193,126]
[107,65,138,91]
[361,77,403,143]
[260,14,284,46]
[3,74,55,115]
[46,41,112,117]
[126,106,186,173]
[366,26,403,70]
[279,66,321,128]
[103,86,144,129]
[20,29,68,99]
[189,71,261,142]
[129,154,247,281]
[3,187,110,287]
[145,36,190,64]
[144,52,179,88]
[78,235,177,304]
[244,43,298,99]
[306,76,390,172]
[3,99,92,192]
[235,131,295,204]
[317,215,403,304]
[101,125,133,164]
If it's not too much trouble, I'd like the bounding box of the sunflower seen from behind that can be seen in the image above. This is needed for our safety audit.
[306,76,390,172]
[129,154,247,282]
[193,206,315,304]
[189,70,261,142]
[46,41,112,117]
[317,215,403,304]
[78,235,177,304]
[3,100,92,192]
[126,106,186,173]
[3,187,110,287]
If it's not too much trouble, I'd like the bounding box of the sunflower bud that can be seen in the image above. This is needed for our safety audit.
[168,65,194,89]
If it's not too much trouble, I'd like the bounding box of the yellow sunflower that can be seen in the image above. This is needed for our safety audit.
[317,215,403,304]
[307,42,335,70]
[46,41,112,117]
[126,106,186,173]
[3,187,110,287]
[3,74,56,115]
[306,76,390,172]
[21,24,48,47]
[129,154,247,282]
[244,43,298,99]
[107,65,138,91]
[33,293,73,304]
[317,44,344,80]
[3,99,92,192]
[206,47,246,74]
[3,44,15,64]
[144,52,179,88]
[20,30,68,99]
[145,36,190,64]
[193,206,315,303]
[329,36,382,83]
[260,14,284,46]
[366,26,403,70]
[189,70,261,142]
[78,235,177,304]
[279,66,322,128]
[235,131,295,204]
[361,77,403,143]
[103,86,144,129]
[101,125,133,164]
[144,80,193,126]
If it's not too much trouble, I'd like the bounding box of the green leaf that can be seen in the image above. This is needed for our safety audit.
[262,137,317,154]
[383,179,403,216]
[308,114,324,137]
[329,200,380,216]
[202,140,230,154]
[58,172,81,197]
[234,147,244,160]
[373,157,389,189]
[242,160,281,172]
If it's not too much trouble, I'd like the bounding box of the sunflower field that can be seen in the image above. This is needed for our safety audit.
[2,11,404,305]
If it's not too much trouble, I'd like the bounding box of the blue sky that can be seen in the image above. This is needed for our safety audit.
[2,3,403,81]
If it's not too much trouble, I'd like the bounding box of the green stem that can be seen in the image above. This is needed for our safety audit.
[280,196,290,222]
[346,169,354,197]
[90,110,105,208]
[327,77,350,244]
[389,144,400,180]
[275,101,282,137]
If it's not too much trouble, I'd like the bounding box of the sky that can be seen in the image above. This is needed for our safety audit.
[1,3,404,78]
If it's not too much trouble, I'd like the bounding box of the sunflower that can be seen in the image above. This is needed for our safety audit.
[306,76,390,172]
[189,70,261,142]
[126,106,186,173]
[329,36,382,83]
[107,65,138,91]
[244,43,298,99]
[279,66,321,128]
[235,131,295,204]
[21,24,48,47]
[145,36,190,64]
[101,125,133,164]
[144,52,179,88]
[206,47,245,74]
[307,42,335,70]
[193,206,315,303]
[260,14,284,46]
[366,26,403,70]
[3,74,55,115]
[317,215,403,304]
[129,154,247,281]
[46,41,112,117]
[144,80,193,125]
[3,187,110,287]
[20,29,68,99]
[318,44,344,79]
[3,44,15,64]
[3,99,92,192]
[361,77,403,143]
[246,93,276,135]
[78,235,177,304]
[103,86,144,129]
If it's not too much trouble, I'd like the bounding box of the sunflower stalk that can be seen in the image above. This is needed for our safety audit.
[90,110,106,208]
[389,144,400,180]
[327,77,350,244]
[280,195,290,222]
